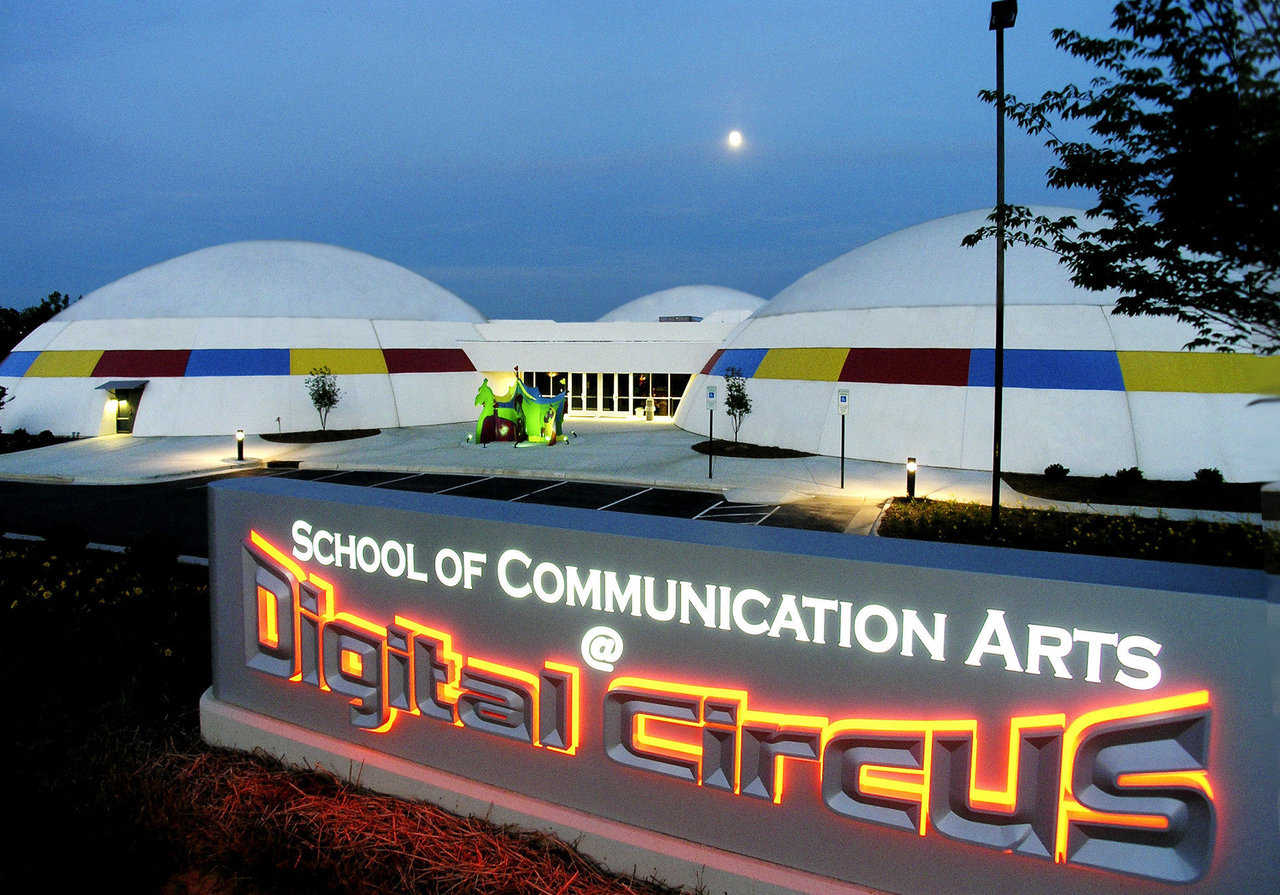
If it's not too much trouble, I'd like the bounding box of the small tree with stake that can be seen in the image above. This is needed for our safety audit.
[724,366,752,442]
[305,366,341,430]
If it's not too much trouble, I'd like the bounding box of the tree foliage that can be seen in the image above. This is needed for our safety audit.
[304,366,341,430]
[724,366,752,442]
[966,0,1280,354]
[0,292,77,355]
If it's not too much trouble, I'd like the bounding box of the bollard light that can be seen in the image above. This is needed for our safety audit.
[906,457,917,499]
[235,428,245,461]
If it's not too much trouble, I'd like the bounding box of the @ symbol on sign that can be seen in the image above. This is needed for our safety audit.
[580,625,624,672]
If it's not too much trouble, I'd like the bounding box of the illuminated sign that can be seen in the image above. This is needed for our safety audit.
[206,479,1279,894]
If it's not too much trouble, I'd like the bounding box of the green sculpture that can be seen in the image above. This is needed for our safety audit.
[474,377,566,445]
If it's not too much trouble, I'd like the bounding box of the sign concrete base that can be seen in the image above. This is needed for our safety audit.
[200,689,884,895]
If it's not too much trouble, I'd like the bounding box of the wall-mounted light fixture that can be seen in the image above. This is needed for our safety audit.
[906,457,918,499]
[236,428,245,462]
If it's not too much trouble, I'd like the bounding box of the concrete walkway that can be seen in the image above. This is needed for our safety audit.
[0,420,1261,530]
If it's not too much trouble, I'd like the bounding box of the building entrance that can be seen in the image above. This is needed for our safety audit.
[523,371,691,418]
[114,387,143,433]
[95,380,149,435]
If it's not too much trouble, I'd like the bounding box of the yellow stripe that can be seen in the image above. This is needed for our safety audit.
[1117,351,1280,394]
[754,347,850,381]
[290,348,388,376]
[25,350,103,377]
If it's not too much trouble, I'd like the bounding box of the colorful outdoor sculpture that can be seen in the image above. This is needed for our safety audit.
[474,377,566,445]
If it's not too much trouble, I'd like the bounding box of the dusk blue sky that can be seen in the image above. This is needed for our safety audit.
[3,2,1119,320]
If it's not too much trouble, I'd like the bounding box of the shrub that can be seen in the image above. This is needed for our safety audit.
[1043,463,1070,480]
[878,498,1274,568]
[1114,466,1144,486]
[1194,467,1225,487]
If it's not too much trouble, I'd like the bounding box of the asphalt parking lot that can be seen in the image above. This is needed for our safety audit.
[264,466,858,528]
[0,466,865,558]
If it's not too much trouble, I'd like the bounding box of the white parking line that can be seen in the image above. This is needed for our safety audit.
[754,506,782,525]
[369,473,421,488]
[598,487,651,510]
[436,476,491,494]
[692,499,724,519]
[512,481,566,501]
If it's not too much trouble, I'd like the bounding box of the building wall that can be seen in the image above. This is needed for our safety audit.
[0,317,485,436]
[674,306,1280,480]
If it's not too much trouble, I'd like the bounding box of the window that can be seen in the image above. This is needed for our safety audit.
[652,373,670,416]
[601,372,615,412]
[540,370,690,416]
[617,374,630,414]
[670,373,691,415]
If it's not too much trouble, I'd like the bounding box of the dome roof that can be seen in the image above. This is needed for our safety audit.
[757,207,1121,318]
[598,285,765,322]
[58,241,486,322]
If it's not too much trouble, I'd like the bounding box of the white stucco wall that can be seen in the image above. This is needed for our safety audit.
[676,304,1279,481]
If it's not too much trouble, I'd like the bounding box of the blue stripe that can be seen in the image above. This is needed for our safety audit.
[0,351,39,377]
[708,347,769,378]
[185,349,291,376]
[968,349,1125,390]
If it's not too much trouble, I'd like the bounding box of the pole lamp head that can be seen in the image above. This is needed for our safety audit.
[989,0,1017,30]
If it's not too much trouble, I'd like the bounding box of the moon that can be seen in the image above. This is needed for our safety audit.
[726,129,744,150]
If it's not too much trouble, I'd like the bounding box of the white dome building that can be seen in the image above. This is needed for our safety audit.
[676,208,1279,480]
[597,285,764,323]
[0,241,486,436]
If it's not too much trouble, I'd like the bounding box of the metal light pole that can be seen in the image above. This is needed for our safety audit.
[707,386,717,480]
[989,0,1017,528]
[837,389,849,488]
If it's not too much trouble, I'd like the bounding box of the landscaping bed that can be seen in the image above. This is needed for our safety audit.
[1,539,681,893]
[879,498,1276,569]
[691,438,814,459]
[260,427,380,444]
[1004,471,1262,513]
[0,428,77,454]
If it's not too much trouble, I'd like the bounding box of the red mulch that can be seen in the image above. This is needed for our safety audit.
[134,746,686,895]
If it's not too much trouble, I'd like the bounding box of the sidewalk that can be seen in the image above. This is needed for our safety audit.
[0,419,1261,528]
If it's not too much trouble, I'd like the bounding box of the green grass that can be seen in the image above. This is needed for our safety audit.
[879,498,1277,569]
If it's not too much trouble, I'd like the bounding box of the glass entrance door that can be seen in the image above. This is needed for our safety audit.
[114,388,142,433]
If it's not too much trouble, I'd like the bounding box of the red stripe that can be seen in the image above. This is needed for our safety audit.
[383,348,475,374]
[699,349,725,376]
[92,349,191,377]
[839,348,970,386]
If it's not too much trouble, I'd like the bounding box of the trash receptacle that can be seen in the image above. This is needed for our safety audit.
[645,397,655,421]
